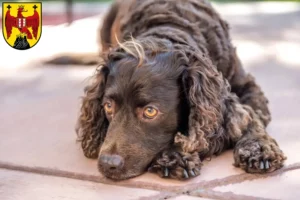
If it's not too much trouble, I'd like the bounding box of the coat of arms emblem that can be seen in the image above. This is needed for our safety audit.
[2,2,42,50]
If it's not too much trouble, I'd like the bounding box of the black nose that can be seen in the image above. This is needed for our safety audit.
[99,154,124,170]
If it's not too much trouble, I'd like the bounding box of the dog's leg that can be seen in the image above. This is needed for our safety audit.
[224,96,286,173]
[228,49,271,126]
[148,145,202,180]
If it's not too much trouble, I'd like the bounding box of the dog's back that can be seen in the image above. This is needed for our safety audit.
[102,0,234,79]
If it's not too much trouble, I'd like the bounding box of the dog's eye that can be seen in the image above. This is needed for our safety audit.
[143,106,158,119]
[104,102,113,114]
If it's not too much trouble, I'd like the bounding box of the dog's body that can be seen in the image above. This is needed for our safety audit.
[73,0,286,180]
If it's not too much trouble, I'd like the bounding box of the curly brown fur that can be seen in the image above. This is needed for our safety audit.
[76,66,109,158]
[75,0,285,180]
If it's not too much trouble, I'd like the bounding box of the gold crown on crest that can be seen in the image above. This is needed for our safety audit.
[18,5,25,9]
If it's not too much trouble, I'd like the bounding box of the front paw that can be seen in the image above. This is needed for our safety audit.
[234,139,286,173]
[148,150,202,180]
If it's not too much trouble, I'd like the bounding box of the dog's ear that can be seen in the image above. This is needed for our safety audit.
[175,54,225,155]
[76,65,110,158]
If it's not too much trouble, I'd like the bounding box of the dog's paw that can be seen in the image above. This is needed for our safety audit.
[148,150,202,180]
[234,139,286,173]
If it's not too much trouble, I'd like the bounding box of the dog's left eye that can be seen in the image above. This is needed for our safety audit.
[143,106,158,119]
[104,102,113,114]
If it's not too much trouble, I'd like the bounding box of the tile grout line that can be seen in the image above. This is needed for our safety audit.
[137,191,178,200]
[0,161,299,194]
[0,161,181,191]
[189,189,278,200]
[178,162,300,193]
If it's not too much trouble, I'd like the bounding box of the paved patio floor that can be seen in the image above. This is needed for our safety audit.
[0,2,300,200]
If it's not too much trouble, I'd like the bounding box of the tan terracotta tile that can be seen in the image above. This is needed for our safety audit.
[265,83,300,166]
[214,169,300,200]
[267,118,300,165]
[0,68,99,176]
[0,169,159,200]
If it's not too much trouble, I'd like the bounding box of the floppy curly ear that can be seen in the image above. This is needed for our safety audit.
[76,65,110,159]
[175,54,225,155]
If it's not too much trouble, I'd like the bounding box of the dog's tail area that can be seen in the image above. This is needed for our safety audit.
[44,52,102,66]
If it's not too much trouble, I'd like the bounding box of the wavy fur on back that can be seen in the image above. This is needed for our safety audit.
[105,0,236,80]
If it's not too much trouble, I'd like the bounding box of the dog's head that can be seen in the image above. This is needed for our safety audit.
[76,38,224,180]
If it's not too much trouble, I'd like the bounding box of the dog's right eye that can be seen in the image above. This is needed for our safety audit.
[143,106,158,119]
[104,102,113,114]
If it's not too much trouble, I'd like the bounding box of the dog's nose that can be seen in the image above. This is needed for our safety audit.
[99,154,124,170]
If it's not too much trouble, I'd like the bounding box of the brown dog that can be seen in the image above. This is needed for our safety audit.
[64,0,287,180]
